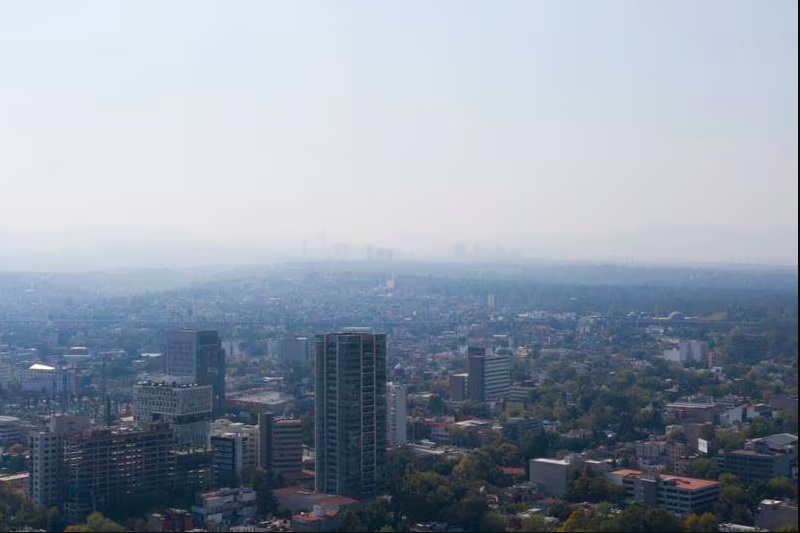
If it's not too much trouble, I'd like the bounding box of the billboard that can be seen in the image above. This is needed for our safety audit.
[698,438,709,454]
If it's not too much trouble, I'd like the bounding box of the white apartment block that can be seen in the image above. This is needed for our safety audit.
[134,381,213,449]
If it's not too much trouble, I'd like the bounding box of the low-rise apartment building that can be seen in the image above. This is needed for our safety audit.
[607,469,720,517]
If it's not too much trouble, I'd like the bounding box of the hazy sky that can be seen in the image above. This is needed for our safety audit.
[1,1,797,265]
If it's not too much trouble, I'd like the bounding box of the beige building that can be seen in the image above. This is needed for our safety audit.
[528,456,582,497]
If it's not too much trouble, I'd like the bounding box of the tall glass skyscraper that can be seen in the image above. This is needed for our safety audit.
[314,330,387,497]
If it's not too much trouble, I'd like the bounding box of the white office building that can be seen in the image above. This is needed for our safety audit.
[663,341,708,364]
[17,363,76,398]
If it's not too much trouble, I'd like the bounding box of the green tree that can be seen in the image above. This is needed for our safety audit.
[690,457,721,480]
[684,511,719,532]
[248,468,280,516]
[454,449,509,486]
[395,471,453,522]
[386,447,418,490]
[521,514,552,532]
[559,509,598,532]
[615,503,648,532]
[46,507,62,532]
[339,512,367,533]
[6,454,25,473]
[716,478,753,524]
[439,492,489,530]
[124,517,151,532]
[479,511,507,532]
[460,400,491,418]
[697,512,719,532]
[64,512,125,532]
[683,512,719,533]
[338,502,391,532]
[643,508,683,533]
[427,394,447,415]
[486,440,521,467]
[716,429,746,452]
[767,477,796,499]
[777,409,798,434]
[547,501,573,522]
[564,471,627,504]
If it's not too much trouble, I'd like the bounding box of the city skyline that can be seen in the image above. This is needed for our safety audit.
[0,1,797,267]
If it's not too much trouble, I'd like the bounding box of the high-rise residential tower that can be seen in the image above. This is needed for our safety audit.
[314,330,387,497]
[165,330,226,417]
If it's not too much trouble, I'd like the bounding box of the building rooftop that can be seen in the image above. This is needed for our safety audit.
[756,433,798,448]
[274,488,359,512]
[727,449,774,457]
[0,473,30,482]
[29,363,56,371]
[659,474,720,491]
[228,391,292,406]
[500,467,526,477]
[610,470,719,491]
[665,402,716,409]
[135,380,207,388]
[531,458,572,466]
[611,468,645,477]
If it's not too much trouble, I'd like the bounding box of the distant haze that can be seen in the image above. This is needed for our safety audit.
[1,1,797,270]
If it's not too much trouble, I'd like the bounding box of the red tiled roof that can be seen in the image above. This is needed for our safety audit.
[659,475,720,491]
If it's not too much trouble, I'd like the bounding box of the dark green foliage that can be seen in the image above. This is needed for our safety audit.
[564,470,627,504]
[0,483,52,531]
